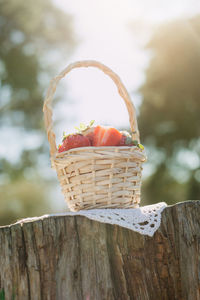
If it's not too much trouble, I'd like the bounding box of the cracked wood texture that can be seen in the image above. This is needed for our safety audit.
[0,201,200,300]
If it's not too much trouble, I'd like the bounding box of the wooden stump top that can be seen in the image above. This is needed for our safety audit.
[0,201,200,300]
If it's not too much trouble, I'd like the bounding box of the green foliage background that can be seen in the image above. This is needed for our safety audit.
[139,18,200,204]
[0,0,76,225]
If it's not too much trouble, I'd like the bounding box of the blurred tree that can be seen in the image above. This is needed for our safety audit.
[0,0,76,225]
[139,17,200,205]
[0,180,51,226]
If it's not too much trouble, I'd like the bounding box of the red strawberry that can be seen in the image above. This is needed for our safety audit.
[81,127,95,145]
[118,131,139,146]
[118,135,127,146]
[86,131,95,145]
[58,144,66,152]
[118,135,133,146]
[93,125,122,146]
[93,125,106,146]
[58,134,91,153]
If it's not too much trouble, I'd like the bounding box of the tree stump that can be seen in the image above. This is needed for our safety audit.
[0,201,199,300]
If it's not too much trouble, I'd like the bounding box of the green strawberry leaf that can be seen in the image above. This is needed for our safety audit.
[62,133,72,141]
[132,140,139,146]
[138,143,144,150]
[75,120,95,133]
[90,120,95,126]
[79,123,87,130]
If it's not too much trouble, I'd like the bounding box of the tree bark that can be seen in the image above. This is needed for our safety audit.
[0,201,199,300]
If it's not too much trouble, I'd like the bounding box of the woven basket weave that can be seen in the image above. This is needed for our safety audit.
[43,60,146,211]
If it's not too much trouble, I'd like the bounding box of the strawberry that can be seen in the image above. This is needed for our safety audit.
[74,120,95,145]
[118,131,134,146]
[85,131,95,145]
[118,135,128,146]
[118,131,144,149]
[58,134,91,153]
[93,126,106,146]
[93,125,122,146]
[58,144,66,152]
[80,126,95,145]
[58,121,144,152]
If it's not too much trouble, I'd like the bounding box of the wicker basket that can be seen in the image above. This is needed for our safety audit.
[43,60,146,211]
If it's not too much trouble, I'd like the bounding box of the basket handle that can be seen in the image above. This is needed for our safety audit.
[43,60,140,158]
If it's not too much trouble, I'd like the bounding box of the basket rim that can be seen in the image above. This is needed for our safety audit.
[56,145,145,155]
[53,146,147,165]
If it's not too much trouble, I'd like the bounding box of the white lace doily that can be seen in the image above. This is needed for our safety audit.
[18,202,167,237]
